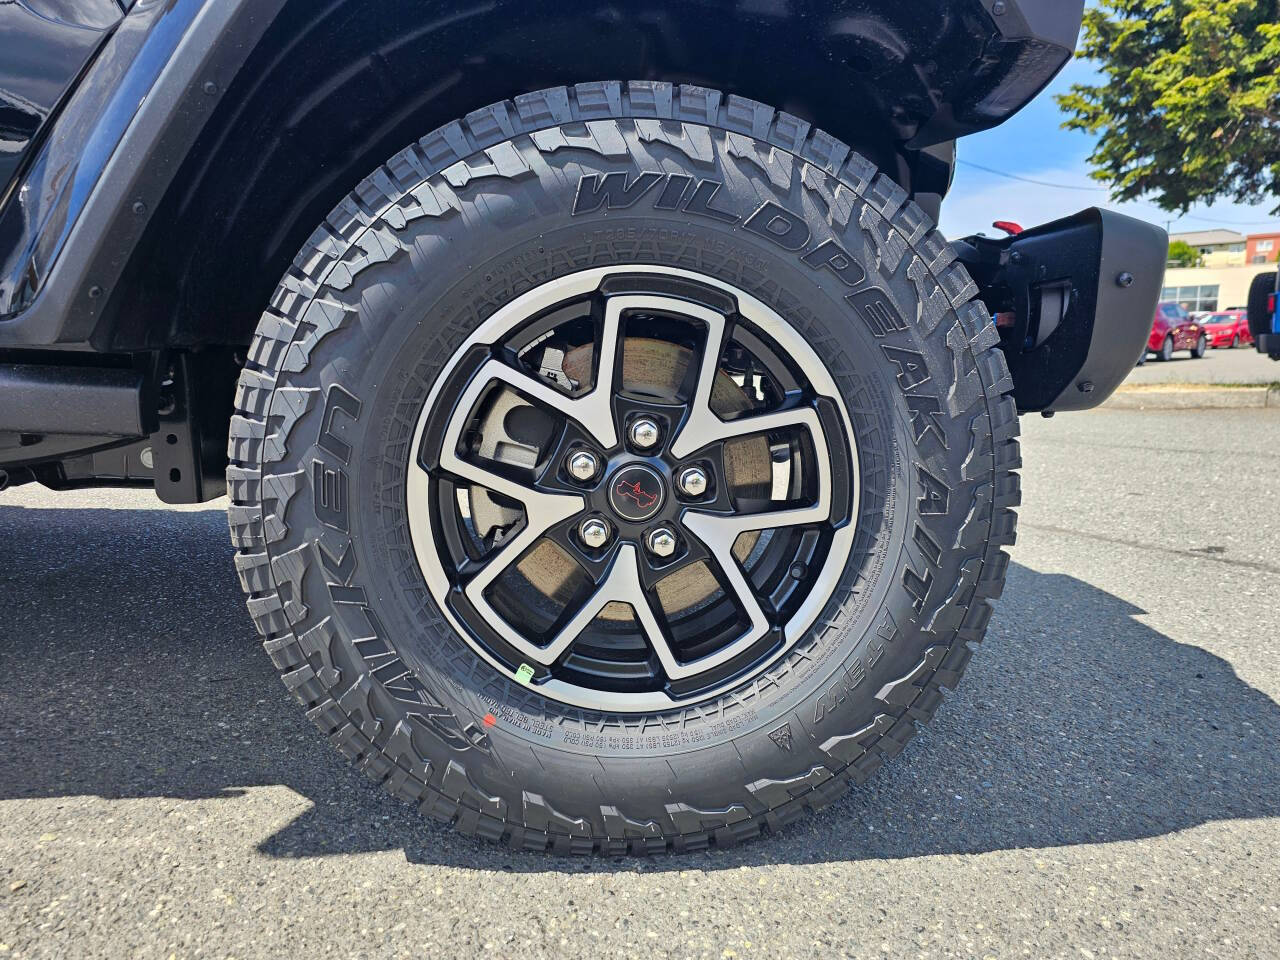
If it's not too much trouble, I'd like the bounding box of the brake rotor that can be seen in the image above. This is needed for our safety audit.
[470,337,772,620]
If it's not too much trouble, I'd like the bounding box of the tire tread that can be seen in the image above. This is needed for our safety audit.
[225,81,1019,855]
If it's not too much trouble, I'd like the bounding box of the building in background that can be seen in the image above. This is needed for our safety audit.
[1169,229,1247,268]
[1246,231,1280,265]
[1162,226,1280,313]
[1162,265,1272,313]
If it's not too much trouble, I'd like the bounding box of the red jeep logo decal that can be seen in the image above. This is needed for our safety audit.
[614,479,658,510]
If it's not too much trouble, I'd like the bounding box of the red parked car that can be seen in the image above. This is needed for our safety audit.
[1139,302,1206,363]
[1203,309,1253,349]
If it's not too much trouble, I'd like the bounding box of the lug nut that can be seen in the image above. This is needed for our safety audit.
[629,417,660,449]
[567,450,600,482]
[646,527,677,559]
[678,466,708,497]
[578,517,611,549]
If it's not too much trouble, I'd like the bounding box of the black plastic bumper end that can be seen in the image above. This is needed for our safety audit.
[956,208,1168,414]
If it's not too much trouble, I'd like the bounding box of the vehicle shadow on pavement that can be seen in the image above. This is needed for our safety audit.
[2,504,1277,872]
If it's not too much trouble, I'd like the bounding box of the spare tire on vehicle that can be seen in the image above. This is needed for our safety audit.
[1248,270,1277,341]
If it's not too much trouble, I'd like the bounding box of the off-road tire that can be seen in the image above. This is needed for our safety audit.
[226,81,1020,854]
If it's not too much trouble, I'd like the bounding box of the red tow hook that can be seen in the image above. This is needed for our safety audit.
[992,221,1022,328]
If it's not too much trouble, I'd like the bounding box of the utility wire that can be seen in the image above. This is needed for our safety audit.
[1169,212,1280,228]
[956,159,1279,228]
[956,159,1106,191]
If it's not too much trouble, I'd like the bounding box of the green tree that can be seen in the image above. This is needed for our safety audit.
[1057,0,1280,213]
[1166,239,1203,266]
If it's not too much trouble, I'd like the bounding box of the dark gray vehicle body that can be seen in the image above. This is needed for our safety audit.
[0,0,1163,502]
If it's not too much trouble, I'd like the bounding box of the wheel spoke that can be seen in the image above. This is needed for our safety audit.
[592,295,624,407]
[683,404,825,458]
[697,546,771,660]
[669,318,825,460]
[439,358,585,514]
[440,469,583,666]
[459,494,581,613]
[682,496,831,547]
[539,544,682,672]
[595,294,728,455]
[435,359,586,664]
[681,405,832,518]
[474,357,618,450]
[672,492,833,675]
[647,526,773,679]
[668,302,730,460]
[453,483,583,661]
[440,441,567,516]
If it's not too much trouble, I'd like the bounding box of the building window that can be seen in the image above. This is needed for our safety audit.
[1174,285,1219,312]
[1259,239,1274,252]
[1161,286,1176,301]
[1229,244,1246,252]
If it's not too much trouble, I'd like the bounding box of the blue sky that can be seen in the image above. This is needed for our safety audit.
[937,55,1280,240]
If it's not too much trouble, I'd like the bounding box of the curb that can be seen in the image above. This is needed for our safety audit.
[1103,386,1280,410]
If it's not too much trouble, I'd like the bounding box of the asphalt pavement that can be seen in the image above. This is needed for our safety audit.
[1125,345,1279,385]
[2,408,1278,959]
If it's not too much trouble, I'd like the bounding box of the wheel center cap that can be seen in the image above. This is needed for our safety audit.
[608,463,665,522]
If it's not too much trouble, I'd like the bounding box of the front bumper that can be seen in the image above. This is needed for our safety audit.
[955,208,1168,414]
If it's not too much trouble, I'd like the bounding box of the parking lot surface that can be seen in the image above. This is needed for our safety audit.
[2,408,1278,959]
[1126,345,1279,385]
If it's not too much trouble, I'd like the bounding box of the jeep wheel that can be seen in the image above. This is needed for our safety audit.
[227,82,1019,854]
